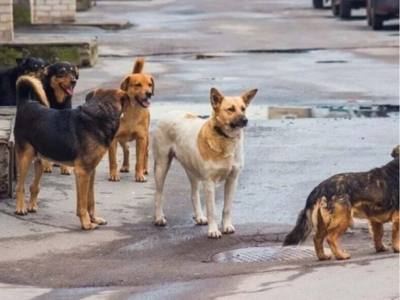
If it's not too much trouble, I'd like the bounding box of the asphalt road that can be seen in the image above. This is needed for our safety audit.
[1,0,399,299]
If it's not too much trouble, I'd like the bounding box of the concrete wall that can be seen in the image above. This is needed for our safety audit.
[32,0,75,24]
[0,0,13,41]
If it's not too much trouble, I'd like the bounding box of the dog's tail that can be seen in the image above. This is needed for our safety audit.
[283,189,319,246]
[133,58,145,74]
[16,76,49,107]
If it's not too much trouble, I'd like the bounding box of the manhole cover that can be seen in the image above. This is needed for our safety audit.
[212,246,319,263]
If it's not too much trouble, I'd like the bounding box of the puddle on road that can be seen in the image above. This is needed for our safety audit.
[151,104,398,121]
[267,104,399,120]
[316,60,348,64]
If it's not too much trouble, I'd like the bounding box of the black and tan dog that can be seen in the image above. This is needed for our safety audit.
[14,76,128,229]
[0,57,48,106]
[284,146,399,260]
[41,61,79,175]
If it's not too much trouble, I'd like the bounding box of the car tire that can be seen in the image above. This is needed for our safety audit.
[332,2,340,16]
[339,0,352,19]
[371,14,384,30]
[313,0,324,9]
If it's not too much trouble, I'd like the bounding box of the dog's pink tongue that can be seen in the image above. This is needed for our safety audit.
[67,87,74,96]
[142,100,151,108]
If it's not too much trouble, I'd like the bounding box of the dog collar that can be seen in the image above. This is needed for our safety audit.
[214,126,234,140]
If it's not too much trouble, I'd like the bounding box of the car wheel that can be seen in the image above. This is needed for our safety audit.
[313,0,324,9]
[332,1,340,16]
[339,0,352,19]
[371,13,384,30]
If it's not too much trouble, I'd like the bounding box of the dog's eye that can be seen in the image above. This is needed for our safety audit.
[227,107,235,113]
[58,70,66,76]
[242,106,246,112]
[148,83,152,87]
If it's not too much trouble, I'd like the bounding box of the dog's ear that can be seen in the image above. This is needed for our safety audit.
[16,58,26,67]
[241,89,258,107]
[121,91,130,106]
[43,66,51,76]
[210,88,224,109]
[391,145,399,158]
[133,58,145,74]
[120,76,130,91]
[74,66,79,80]
[150,76,155,96]
[85,90,96,102]
[116,90,130,109]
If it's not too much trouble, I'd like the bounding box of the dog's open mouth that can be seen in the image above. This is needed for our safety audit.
[60,84,75,97]
[135,96,151,108]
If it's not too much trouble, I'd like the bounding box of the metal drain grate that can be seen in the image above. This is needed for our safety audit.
[212,246,318,263]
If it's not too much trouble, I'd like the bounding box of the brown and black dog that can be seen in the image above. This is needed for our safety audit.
[41,61,79,175]
[108,58,154,182]
[284,146,399,260]
[14,76,128,229]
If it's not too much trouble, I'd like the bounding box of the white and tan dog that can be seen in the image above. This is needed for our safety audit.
[152,88,257,238]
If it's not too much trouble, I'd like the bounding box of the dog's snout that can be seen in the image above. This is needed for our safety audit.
[70,78,77,87]
[239,116,248,127]
[230,115,248,129]
[145,91,153,98]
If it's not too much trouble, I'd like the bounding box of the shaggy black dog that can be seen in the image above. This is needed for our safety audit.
[0,58,48,106]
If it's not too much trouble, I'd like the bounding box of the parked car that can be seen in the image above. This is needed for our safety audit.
[313,0,330,9]
[332,0,366,19]
[367,0,399,30]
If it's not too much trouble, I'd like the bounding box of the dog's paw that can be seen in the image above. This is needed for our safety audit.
[91,217,107,225]
[81,222,100,230]
[120,166,130,173]
[376,244,390,252]
[335,252,351,260]
[208,229,222,239]
[135,174,147,182]
[43,166,53,173]
[27,204,38,213]
[317,254,332,261]
[60,166,71,175]
[154,216,167,226]
[223,224,235,234]
[194,215,208,225]
[109,173,120,181]
[15,206,28,216]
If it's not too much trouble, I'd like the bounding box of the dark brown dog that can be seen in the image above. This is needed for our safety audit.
[41,61,79,175]
[284,146,399,260]
[108,58,154,182]
[14,76,128,229]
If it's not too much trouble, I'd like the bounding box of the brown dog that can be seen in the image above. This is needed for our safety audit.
[14,76,128,229]
[108,58,154,182]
